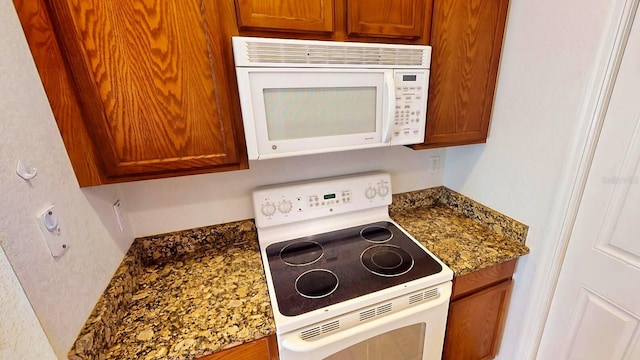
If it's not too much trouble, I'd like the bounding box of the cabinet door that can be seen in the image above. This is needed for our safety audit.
[42,0,243,179]
[418,0,509,148]
[235,0,335,33]
[347,0,432,40]
[199,334,279,360]
[443,279,512,360]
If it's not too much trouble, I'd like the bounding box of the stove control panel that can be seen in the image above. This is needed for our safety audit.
[308,189,351,208]
[253,172,392,228]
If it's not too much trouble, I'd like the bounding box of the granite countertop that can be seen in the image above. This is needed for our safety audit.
[69,186,529,360]
[390,187,529,276]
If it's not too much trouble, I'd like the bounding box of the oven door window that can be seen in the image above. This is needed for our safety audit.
[324,323,426,360]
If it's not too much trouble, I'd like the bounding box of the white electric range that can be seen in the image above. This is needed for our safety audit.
[253,172,453,360]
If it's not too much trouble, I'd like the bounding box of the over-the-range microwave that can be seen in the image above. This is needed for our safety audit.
[232,36,431,160]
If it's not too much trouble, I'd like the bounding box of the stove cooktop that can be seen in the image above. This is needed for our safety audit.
[265,221,443,316]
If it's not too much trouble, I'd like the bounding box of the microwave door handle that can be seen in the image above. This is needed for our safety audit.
[382,71,395,144]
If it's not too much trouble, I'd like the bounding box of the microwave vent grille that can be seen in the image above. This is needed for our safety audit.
[243,41,428,67]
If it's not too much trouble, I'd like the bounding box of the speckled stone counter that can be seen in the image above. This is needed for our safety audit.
[69,186,528,359]
[390,187,529,276]
[68,220,275,360]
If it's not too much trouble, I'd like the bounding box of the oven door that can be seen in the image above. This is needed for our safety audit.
[277,281,452,360]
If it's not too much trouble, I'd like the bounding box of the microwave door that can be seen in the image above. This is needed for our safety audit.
[243,69,389,159]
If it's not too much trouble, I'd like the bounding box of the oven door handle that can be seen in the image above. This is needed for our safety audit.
[280,290,449,353]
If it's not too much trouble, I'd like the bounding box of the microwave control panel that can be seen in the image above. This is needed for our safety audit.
[392,70,429,145]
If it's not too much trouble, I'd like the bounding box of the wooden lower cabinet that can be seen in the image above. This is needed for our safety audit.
[199,334,279,360]
[443,259,516,360]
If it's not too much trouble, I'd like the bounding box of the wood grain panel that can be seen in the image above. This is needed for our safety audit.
[198,335,279,360]
[347,0,432,39]
[451,259,516,300]
[235,0,334,33]
[47,0,241,177]
[443,279,512,360]
[234,0,430,44]
[13,0,107,186]
[415,0,509,148]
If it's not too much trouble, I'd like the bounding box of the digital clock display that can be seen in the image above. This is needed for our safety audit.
[403,75,417,81]
[323,193,336,200]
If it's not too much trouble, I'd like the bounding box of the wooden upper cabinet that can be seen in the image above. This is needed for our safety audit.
[235,0,432,44]
[14,0,247,185]
[347,0,431,39]
[415,0,509,148]
[235,0,334,33]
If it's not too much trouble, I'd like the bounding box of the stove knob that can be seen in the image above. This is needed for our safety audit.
[365,186,377,199]
[261,202,276,217]
[378,185,389,197]
[278,200,293,214]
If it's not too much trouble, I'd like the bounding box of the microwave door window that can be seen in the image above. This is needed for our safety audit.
[263,87,377,141]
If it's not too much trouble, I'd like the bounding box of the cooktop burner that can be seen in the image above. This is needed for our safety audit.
[361,245,413,277]
[295,269,339,298]
[280,241,324,266]
[360,226,393,243]
[265,221,443,316]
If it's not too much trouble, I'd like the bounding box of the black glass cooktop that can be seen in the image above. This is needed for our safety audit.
[265,221,442,316]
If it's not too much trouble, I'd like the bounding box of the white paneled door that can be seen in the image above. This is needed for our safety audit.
[537,5,640,359]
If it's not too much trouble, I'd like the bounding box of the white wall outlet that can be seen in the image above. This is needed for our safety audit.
[37,205,70,257]
[428,156,441,173]
[113,199,125,232]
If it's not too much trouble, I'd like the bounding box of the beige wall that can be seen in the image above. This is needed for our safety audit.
[0,246,56,359]
[443,0,620,358]
[0,0,444,357]
[0,0,135,356]
[1,0,620,358]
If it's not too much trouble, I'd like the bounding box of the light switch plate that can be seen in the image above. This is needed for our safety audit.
[37,205,70,257]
